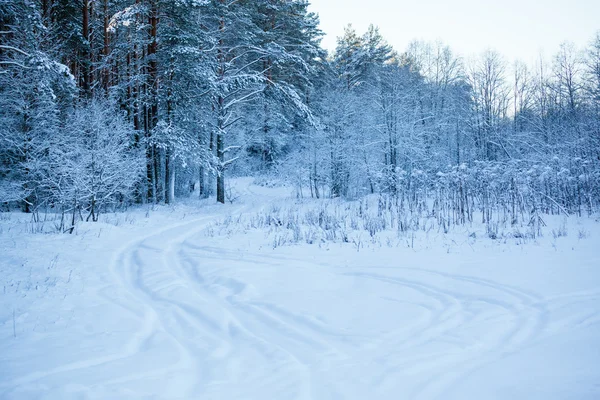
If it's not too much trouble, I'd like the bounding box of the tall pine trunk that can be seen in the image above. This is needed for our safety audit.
[81,0,91,97]
[215,4,226,204]
[146,0,159,202]
[216,101,225,204]
[102,0,110,93]
[165,147,175,204]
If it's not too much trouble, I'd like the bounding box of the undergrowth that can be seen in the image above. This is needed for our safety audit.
[207,195,583,250]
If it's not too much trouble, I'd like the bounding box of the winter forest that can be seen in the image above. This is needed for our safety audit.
[1,0,599,225]
[2,1,600,399]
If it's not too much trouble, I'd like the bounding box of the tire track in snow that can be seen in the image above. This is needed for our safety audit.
[0,216,219,395]
[107,215,222,397]
[395,267,549,400]
[166,238,318,400]
[104,204,269,396]
[344,269,548,400]
[160,240,562,399]
[537,290,600,333]
[221,249,551,399]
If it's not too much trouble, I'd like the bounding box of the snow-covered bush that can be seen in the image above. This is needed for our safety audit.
[42,100,144,231]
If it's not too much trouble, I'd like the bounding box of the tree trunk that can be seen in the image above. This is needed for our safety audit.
[215,4,226,204]
[146,0,159,202]
[102,0,110,92]
[216,125,225,204]
[217,172,225,204]
[169,166,175,204]
[165,148,175,204]
[153,145,161,202]
[199,166,206,198]
[81,0,91,97]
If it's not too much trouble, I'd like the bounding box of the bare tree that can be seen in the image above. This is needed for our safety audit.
[467,50,511,160]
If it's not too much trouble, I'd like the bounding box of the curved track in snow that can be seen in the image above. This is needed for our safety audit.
[108,225,553,399]
[2,183,599,400]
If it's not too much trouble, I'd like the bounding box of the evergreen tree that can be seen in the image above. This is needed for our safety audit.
[0,0,75,212]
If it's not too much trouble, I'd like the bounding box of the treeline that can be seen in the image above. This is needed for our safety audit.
[1,1,599,229]
[284,26,600,221]
[0,0,323,225]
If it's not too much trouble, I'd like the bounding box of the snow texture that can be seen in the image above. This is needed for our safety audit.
[1,179,599,400]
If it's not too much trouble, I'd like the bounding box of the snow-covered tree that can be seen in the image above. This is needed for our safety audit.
[43,99,144,229]
[0,0,76,212]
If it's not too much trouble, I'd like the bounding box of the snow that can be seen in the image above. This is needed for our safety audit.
[1,178,599,400]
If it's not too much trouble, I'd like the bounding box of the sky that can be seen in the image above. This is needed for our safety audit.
[307,0,600,65]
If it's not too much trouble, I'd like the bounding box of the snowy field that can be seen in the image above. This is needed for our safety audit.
[1,179,600,400]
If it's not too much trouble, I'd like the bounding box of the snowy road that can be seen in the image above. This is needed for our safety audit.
[1,185,600,399]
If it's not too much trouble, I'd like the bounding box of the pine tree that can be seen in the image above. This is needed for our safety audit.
[0,0,76,212]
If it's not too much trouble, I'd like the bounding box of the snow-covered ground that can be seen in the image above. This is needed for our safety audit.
[1,179,599,400]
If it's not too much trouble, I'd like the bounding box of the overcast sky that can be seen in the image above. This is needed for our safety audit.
[308,0,600,64]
